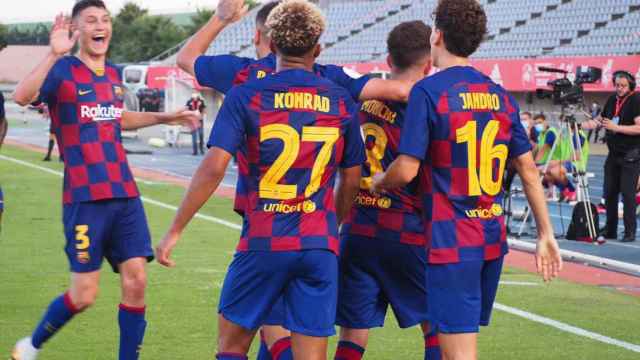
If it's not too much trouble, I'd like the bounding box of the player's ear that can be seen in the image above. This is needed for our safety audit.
[313,44,321,59]
[386,55,393,72]
[431,28,443,47]
[269,40,276,55]
[423,57,432,75]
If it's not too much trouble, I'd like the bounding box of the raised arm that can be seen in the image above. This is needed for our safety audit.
[13,14,79,106]
[360,78,414,103]
[176,0,248,76]
[121,108,200,131]
[155,147,233,267]
[513,151,562,281]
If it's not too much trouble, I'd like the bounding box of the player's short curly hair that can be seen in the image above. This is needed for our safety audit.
[266,0,326,57]
[387,21,431,70]
[433,0,486,57]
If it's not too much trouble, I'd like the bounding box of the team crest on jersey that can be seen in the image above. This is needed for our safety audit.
[77,251,90,264]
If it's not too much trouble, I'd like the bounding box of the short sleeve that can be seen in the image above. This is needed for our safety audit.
[194,55,253,94]
[507,106,533,159]
[0,92,5,119]
[545,131,556,147]
[600,96,615,119]
[207,87,247,155]
[340,109,366,169]
[319,64,370,102]
[398,85,432,160]
[39,60,63,105]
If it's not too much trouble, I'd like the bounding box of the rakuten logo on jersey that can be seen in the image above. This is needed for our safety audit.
[80,104,123,121]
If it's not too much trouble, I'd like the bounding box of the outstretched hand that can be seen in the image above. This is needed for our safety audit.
[50,13,80,57]
[156,231,181,268]
[171,108,202,130]
[535,234,563,282]
[216,0,249,24]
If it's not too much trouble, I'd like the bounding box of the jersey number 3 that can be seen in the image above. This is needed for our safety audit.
[259,124,339,200]
[456,120,508,196]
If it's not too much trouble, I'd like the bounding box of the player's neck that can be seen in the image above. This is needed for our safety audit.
[276,56,314,73]
[436,52,470,71]
[76,50,107,74]
[391,68,424,83]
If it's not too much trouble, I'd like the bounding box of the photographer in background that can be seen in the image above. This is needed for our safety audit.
[584,70,640,242]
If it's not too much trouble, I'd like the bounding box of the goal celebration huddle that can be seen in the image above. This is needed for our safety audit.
[9,0,563,359]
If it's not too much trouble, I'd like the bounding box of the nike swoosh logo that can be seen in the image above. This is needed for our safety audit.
[79,90,93,96]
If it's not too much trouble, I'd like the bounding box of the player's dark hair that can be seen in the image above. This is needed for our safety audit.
[387,21,431,70]
[433,0,486,57]
[257,1,281,27]
[72,0,107,18]
[534,113,546,121]
[521,111,532,118]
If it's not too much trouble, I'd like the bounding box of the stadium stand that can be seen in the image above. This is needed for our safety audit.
[202,0,640,64]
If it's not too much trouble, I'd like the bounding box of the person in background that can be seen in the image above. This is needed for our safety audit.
[533,113,556,165]
[40,104,62,162]
[587,102,603,143]
[186,92,206,156]
[583,70,640,242]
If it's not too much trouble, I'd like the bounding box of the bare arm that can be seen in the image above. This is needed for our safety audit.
[335,165,362,224]
[176,0,248,76]
[372,155,420,193]
[534,144,550,164]
[121,108,200,131]
[513,151,562,281]
[155,147,232,267]
[13,14,79,106]
[605,116,640,135]
[360,78,413,103]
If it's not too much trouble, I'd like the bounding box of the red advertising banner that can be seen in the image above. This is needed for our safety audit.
[146,66,201,90]
[144,55,639,93]
[343,55,640,92]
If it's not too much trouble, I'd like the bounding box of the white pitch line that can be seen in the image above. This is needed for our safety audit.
[0,154,243,231]
[499,281,540,286]
[494,303,640,353]
[3,153,640,354]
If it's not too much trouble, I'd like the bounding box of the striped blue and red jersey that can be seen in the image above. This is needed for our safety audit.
[40,56,138,204]
[208,69,365,254]
[341,100,424,246]
[194,53,370,216]
[398,66,531,264]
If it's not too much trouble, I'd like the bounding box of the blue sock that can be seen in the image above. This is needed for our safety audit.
[555,181,566,191]
[334,340,365,360]
[270,337,292,360]
[425,329,441,360]
[31,293,78,348]
[256,330,272,360]
[216,353,248,360]
[118,304,147,360]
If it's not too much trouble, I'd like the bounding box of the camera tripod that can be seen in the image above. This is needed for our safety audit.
[505,108,599,242]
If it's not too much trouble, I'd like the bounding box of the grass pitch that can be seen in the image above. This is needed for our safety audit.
[1,144,639,359]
